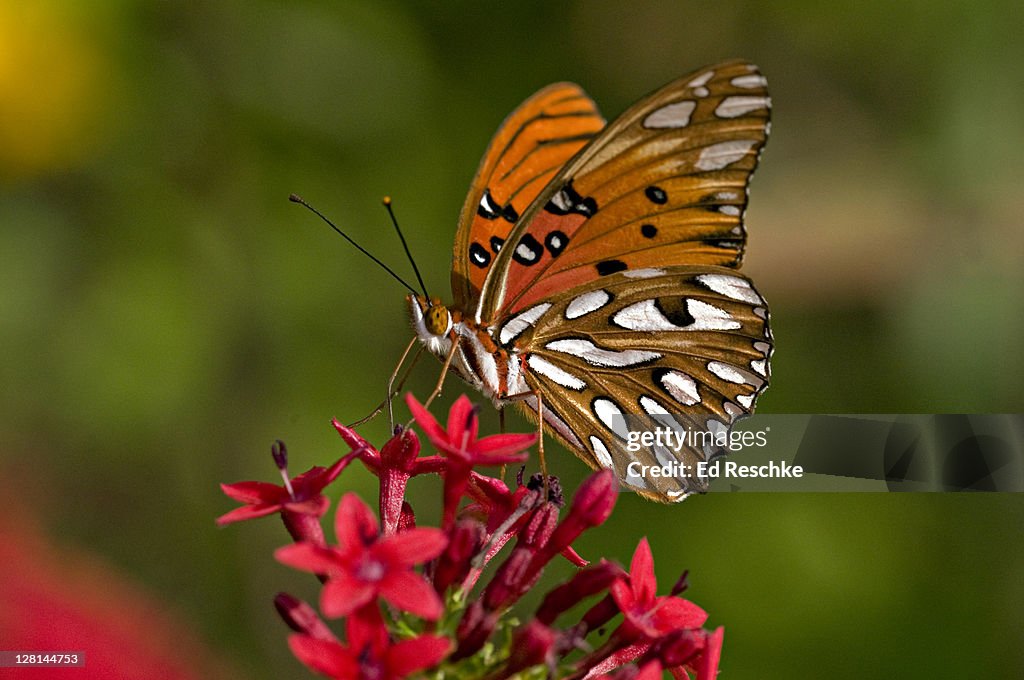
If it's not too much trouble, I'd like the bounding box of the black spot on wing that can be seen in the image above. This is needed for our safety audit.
[644,185,668,204]
[545,230,568,257]
[477,188,502,220]
[502,203,519,223]
[512,234,543,265]
[596,259,627,276]
[545,180,598,217]
[641,223,657,238]
[654,297,696,328]
[469,242,491,268]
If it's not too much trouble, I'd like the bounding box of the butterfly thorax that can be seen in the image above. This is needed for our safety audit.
[408,294,529,406]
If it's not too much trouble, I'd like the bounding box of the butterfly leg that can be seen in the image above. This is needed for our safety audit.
[505,389,549,496]
[348,336,421,428]
[535,390,549,497]
[386,336,421,429]
[422,333,461,410]
[498,408,507,479]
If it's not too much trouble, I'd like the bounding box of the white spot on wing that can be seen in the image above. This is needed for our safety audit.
[736,393,754,409]
[688,71,714,98]
[731,74,768,89]
[718,205,741,216]
[643,100,696,129]
[565,290,611,319]
[549,187,573,212]
[708,361,745,384]
[527,355,586,390]
[622,268,665,279]
[754,341,771,354]
[715,95,770,118]
[660,371,700,406]
[667,489,689,502]
[590,436,614,468]
[639,396,689,464]
[751,359,767,377]
[499,303,551,344]
[687,299,742,331]
[612,300,681,331]
[688,71,714,88]
[695,140,757,171]
[515,242,539,263]
[546,339,661,367]
[593,398,628,440]
[695,274,763,304]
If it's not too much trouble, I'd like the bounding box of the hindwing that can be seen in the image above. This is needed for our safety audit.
[498,266,772,501]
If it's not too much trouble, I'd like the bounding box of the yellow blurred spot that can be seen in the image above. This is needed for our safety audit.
[0,3,107,182]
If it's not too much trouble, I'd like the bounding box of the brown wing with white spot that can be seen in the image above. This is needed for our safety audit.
[477,61,771,321]
[498,266,773,502]
[452,84,605,311]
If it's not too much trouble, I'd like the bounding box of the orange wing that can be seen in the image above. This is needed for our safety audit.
[451,84,605,310]
[476,61,771,319]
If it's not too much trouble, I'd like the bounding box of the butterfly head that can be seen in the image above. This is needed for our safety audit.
[409,294,453,342]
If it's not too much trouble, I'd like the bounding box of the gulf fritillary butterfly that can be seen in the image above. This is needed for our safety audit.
[408,60,773,502]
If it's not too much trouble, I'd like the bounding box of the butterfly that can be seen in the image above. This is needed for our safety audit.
[407,60,773,502]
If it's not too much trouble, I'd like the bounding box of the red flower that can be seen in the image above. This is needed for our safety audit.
[275,493,447,620]
[218,442,356,545]
[332,420,446,535]
[406,393,534,528]
[611,538,707,639]
[406,394,536,463]
[289,605,451,680]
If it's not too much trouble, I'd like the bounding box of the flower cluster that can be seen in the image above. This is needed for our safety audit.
[219,394,724,679]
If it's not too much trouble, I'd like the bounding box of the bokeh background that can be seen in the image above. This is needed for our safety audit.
[2,1,1022,678]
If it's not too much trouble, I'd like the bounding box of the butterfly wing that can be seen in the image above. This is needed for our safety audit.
[507,266,772,501]
[475,60,770,322]
[451,84,606,311]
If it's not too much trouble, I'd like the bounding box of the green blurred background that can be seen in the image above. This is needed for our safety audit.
[2,1,1022,678]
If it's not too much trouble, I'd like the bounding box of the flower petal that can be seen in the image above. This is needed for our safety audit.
[346,603,388,653]
[275,543,342,575]
[629,537,657,603]
[405,393,449,446]
[653,597,708,631]
[378,569,443,620]
[376,527,448,566]
[472,432,537,459]
[283,495,330,517]
[694,627,723,680]
[386,635,452,676]
[220,480,284,504]
[216,503,281,525]
[332,418,377,455]
[321,573,376,618]
[334,493,379,550]
[288,634,359,678]
[446,394,476,446]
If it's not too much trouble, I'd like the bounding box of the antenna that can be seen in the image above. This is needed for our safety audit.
[382,196,430,300]
[289,194,419,296]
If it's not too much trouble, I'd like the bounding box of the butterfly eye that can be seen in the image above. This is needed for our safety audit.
[425,305,451,336]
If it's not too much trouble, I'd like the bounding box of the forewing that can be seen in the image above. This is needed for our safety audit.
[451,83,605,310]
[477,61,770,321]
